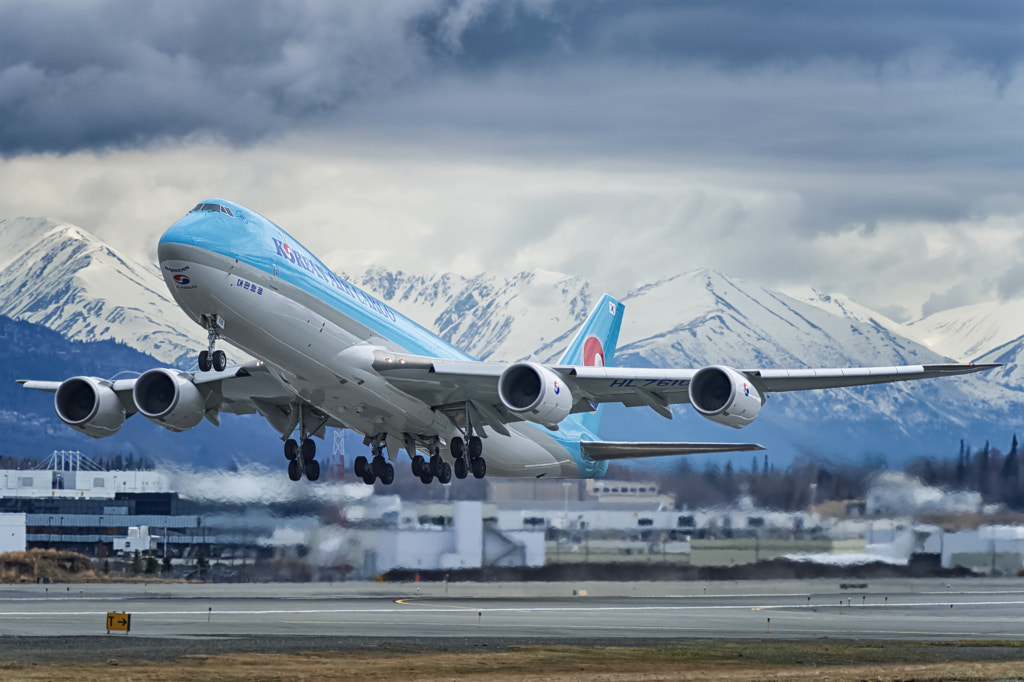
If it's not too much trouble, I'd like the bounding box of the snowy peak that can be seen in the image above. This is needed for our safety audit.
[0,217,197,366]
[344,266,593,361]
[616,269,941,370]
[908,299,1024,363]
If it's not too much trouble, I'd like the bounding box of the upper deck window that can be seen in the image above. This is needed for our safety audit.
[191,203,234,217]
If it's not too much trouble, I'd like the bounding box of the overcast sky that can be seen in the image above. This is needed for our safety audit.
[2,0,1022,321]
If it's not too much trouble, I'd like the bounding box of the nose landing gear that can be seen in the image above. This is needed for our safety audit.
[197,314,227,372]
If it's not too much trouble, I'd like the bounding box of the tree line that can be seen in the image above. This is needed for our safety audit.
[630,434,1022,512]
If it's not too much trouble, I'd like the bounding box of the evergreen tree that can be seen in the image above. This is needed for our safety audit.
[162,554,173,576]
[144,556,158,574]
[131,550,142,575]
[1002,434,1018,479]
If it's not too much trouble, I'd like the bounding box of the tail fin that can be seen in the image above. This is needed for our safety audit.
[558,294,624,367]
[558,294,624,435]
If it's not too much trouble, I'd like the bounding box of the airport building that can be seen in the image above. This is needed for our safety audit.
[2,452,1022,579]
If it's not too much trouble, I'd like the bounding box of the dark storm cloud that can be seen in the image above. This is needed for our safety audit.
[2,0,1022,156]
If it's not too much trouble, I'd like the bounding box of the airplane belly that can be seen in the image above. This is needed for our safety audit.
[161,255,449,438]
[479,426,581,479]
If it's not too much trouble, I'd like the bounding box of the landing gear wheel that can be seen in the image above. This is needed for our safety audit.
[419,470,433,484]
[301,438,316,462]
[454,457,468,479]
[361,468,376,485]
[306,459,320,482]
[471,457,487,479]
[429,454,441,476]
[380,462,395,485]
[284,439,299,461]
[468,436,483,459]
[450,436,465,459]
[287,459,301,481]
[411,455,425,477]
[437,462,452,484]
[354,455,368,478]
[212,349,227,372]
[198,350,212,372]
[372,456,387,478]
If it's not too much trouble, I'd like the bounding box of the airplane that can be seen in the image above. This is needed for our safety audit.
[19,199,998,485]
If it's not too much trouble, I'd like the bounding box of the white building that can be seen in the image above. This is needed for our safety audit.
[0,468,169,499]
[0,513,26,553]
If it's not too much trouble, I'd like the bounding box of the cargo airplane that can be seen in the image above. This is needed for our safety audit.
[20,199,998,484]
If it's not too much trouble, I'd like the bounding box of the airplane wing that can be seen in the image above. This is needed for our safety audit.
[372,349,999,423]
[19,361,335,438]
[580,441,765,460]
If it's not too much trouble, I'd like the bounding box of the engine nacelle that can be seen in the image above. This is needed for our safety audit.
[132,368,206,432]
[54,377,126,438]
[498,362,573,427]
[688,365,762,429]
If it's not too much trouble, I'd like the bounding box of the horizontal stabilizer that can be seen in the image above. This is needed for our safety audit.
[580,441,765,461]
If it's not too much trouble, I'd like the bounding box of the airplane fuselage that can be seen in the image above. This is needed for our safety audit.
[157,200,606,479]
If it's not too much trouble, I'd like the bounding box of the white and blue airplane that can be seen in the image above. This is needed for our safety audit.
[20,199,998,484]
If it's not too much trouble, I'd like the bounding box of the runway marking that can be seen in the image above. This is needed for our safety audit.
[2,598,1023,619]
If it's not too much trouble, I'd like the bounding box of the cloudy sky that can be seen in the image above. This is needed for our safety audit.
[2,0,1022,321]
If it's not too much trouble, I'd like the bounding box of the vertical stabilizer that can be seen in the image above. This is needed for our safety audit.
[558,294,624,435]
[558,294,624,368]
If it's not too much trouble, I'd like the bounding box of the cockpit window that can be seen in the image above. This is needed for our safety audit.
[191,203,234,217]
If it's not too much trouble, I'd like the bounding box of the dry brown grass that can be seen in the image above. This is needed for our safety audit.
[1,642,1022,681]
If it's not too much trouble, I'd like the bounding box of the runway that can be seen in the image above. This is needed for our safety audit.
[1,577,1022,642]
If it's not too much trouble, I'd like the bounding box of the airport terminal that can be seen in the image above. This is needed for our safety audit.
[2,450,1023,581]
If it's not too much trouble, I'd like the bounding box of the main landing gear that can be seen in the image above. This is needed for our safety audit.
[448,435,486,479]
[283,403,325,482]
[354,435,395,486]
[197,314,227,372]
[411,439,452,485]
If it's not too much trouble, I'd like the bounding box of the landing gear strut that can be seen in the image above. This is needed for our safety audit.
[450,406,487,480]
[355,435,394,486]
[197,314,227,372]
[283,403,325,482]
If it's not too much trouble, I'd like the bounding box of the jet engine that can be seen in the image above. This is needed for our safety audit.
[688,365,762,429]
[132,368,206,432]
[498,362,573,428]
[54,377,126,438]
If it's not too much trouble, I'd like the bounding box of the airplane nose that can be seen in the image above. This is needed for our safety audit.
[158,217,196,263]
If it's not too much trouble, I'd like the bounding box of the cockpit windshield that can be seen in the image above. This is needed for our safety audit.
[191,203,234,217]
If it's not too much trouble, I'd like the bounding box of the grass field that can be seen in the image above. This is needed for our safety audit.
[2,640,1023,681]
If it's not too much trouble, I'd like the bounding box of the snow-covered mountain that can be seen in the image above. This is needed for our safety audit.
[906,299,1024,363]
[0,217,197,366]
[2,214,1021,464]
[339,267,594,362]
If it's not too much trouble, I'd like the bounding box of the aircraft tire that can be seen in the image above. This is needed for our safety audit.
[450,437,465,459]
[381,462,395,485]
[419,470,433,484]
[306,459,320,482]
[372,456,386,478]
[301,438,316,462]
[471,457,486,479]
[284,439,299,461]
[198,350,212,372]
[361,468,376,485]
[287,459,301,481]
[354,455,368,478]
[212,349,227,372]
[411,455,425,477]
[468,436,483,459]
[453,457,468,479]
[437,462,452,484]
[428,454,441,476]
